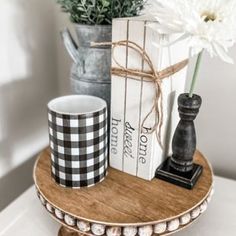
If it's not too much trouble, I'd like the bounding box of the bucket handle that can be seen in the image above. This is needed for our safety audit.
[60,28,80,63]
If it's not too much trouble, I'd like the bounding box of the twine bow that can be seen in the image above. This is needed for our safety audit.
[91,40,188,148]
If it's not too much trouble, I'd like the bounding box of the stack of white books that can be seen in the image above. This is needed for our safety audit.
[109,16,189,180]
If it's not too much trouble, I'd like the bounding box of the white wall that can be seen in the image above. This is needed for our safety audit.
[0,0,59,209]
[54,5,73,96]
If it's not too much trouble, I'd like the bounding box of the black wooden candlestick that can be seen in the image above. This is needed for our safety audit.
[156,93,203,189]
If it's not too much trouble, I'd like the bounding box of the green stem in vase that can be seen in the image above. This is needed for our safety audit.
[189,50,204,98]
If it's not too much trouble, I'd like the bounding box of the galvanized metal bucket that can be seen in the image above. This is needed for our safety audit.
[61,24,112,112]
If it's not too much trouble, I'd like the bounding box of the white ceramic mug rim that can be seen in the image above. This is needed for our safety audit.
[48,95,107,115]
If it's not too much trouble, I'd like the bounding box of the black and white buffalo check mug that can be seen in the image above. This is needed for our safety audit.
[48,95,108,188]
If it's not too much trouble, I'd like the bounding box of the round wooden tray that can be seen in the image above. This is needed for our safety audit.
[33,148,214,236]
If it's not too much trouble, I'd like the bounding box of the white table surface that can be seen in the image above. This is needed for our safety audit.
[0,176,236,236]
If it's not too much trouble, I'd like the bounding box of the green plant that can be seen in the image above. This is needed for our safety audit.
[57,0,146,25]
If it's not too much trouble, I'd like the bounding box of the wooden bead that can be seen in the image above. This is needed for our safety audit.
[207,195,211,203]
[180,213,191,225]
[200,201,208,213]
[167,219,179,232]
[77,220,90,232]
[210,188,215,197]
[64,214,76,226]
[207,188,214,202]
[123,226,138,236]
[39,194,46,205]
[191,207,200,219]
[138,225,153,236]
[46,203,54,213]
[55,208,64,220]
[91,223,106,235]
[154,222,167,234]
[106,226,122,236]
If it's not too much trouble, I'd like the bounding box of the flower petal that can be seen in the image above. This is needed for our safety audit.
[213,43,234,64]
[147,0,236,62]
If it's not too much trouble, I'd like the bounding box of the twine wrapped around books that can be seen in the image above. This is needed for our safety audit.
[91,40,188,148]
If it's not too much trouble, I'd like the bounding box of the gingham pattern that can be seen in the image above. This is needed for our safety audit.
[48,107,107,188]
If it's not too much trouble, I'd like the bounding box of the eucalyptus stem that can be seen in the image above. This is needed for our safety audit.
[189,50,204,97]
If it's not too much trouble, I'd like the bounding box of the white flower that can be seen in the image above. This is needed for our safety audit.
[148,0,236,63]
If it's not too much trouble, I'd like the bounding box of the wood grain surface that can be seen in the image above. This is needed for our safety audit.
[34,148,213,226]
